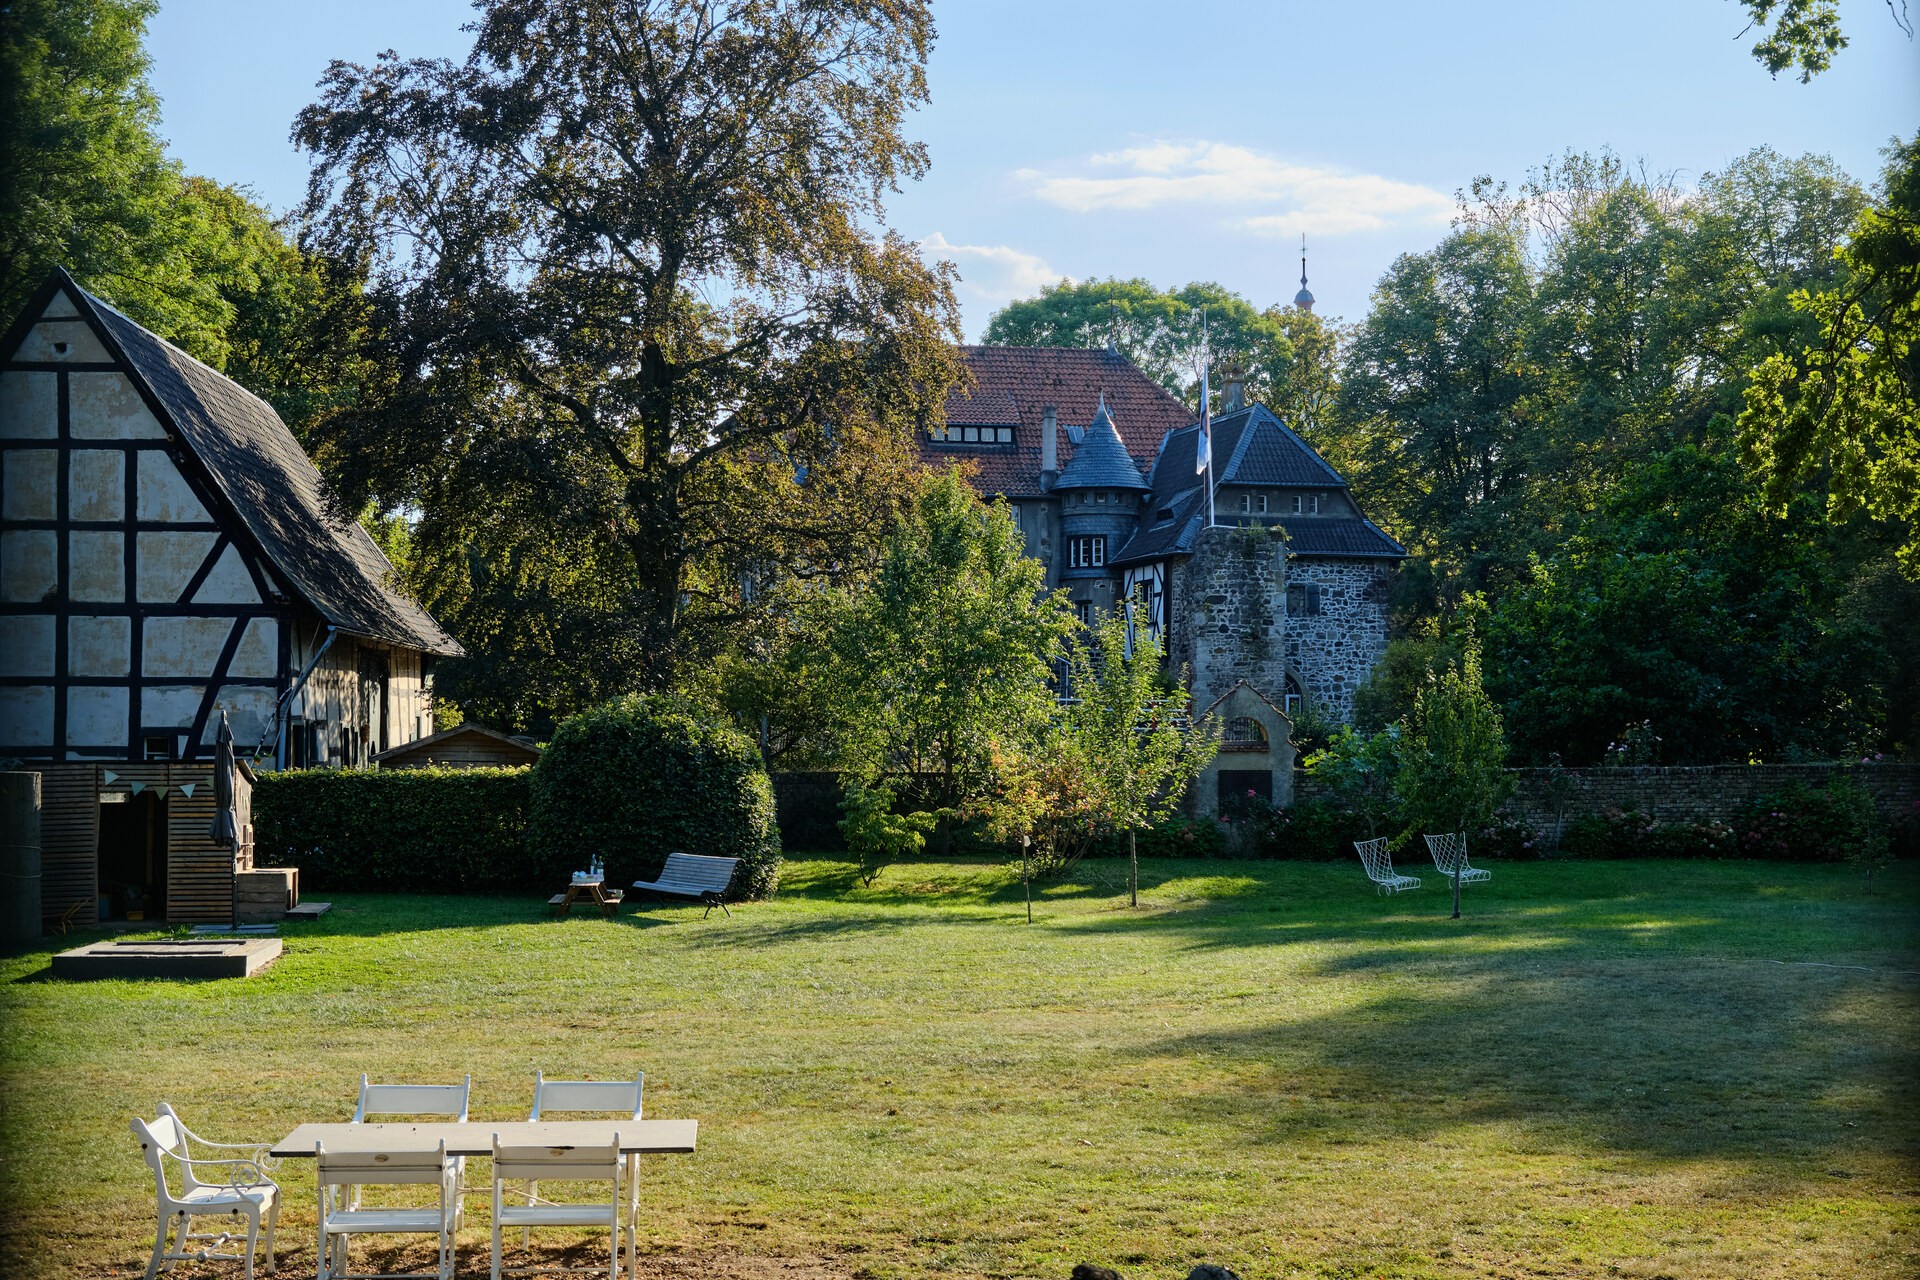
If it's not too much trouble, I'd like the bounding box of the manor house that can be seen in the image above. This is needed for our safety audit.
[921,344,1404,809]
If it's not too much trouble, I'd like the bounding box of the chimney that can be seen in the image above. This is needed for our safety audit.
[1040,404,1059,487]
[1223,366,1246,414]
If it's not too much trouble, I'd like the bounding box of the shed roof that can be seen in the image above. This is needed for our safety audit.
[373,722,540,765]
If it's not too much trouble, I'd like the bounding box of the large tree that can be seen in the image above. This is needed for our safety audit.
[294,0,963,712]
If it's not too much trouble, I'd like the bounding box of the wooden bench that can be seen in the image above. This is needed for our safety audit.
[630,852,740,917]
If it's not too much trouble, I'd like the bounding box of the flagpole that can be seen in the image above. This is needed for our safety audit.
[1201,310,1215,528]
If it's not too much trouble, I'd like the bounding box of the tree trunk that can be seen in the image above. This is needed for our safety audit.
[1022,836,1032,924]
[1129,829,1138,908]
[1451,864,1462,919]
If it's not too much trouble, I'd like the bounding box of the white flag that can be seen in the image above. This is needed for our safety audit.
[1195,359,1212,476]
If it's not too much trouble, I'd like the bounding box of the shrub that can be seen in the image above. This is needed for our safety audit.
[1107,814,1226,859]
[529,695,782,899]
[1263,797,1373,861]
[1733,778,1886,864]
[1475,815,1549,861]
[254,767,535,892]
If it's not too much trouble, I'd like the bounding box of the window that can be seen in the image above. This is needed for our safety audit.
[142,736,171,761]
[1312,493,1323,514]
[1287,583,1323,616]
[928,424,1014,446]
[1257,494,1269,514]
[1291,494,1303,514]
[1074,600,1091,624]
[1239,493,1251,513]
[1095,490,1107,504]
[1068,536,1107,569]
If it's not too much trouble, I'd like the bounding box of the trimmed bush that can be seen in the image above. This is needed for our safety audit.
[529,695,782,899]
[254,767,535,891]
[1734,779,1886,863]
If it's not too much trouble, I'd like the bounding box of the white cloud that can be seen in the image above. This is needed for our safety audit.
[918,232,1065,302]
[1019,140,1454,236]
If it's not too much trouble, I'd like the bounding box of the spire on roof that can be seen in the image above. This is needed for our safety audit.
[1294,235,1315,312]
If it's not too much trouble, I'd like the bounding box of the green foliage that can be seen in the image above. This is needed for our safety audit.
[529,695,781,900]
[1099,813,1226,859]
[821,470,1074,814]
[1735,0,1847,81]
[1303,725,1403,839]
[253,767,535,892]
[1267,797,1376,861]
[1558,808,1740,860]
[1062,616,1217,831]
[1740,134,1920,577]
[1351,632,1468,734]
[1394,647,1513,840]
[837,780,934,887]
[1733,778,1889,865]
[982,276,1295,410]
[295,0,961,719]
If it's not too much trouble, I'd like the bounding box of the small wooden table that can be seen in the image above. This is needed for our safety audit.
[548,878,624,918]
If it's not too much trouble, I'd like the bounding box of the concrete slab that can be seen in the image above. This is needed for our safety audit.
[284,901,331,920]
[52,936,281,980]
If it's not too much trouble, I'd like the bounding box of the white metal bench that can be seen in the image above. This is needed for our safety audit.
[630,852,740,917]
[1354,837,1423,895]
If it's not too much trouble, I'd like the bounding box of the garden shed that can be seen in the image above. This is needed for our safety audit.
[374,722,541,769]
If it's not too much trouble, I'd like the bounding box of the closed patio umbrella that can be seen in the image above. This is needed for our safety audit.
[210,712,239,927]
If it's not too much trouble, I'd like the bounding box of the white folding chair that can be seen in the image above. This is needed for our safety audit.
[351,1075,472,1229]
[1424,832,1492,884]
[491,1133,624,1280]
[522,1073,644,1267]
[131,1104,280,1280]
[316,1139,458,1280]
[1353,837,1423,894]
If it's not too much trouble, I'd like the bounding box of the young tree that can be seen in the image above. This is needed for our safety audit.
[1063,616,1216,906]
[295,0,963,701]
[824,470,1075,818]
[1394,648,1512,919]
[1303,725,1403,841]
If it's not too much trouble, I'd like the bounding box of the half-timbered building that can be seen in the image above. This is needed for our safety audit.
[0,269,462,926]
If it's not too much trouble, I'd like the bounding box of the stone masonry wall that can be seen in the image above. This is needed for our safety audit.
[1170,525,1289,709]
[1285,557,1391,725]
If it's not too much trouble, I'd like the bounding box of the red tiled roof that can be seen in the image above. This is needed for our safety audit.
[921,346,1193,499]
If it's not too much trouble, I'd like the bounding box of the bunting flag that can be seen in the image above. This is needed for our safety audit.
[102,770,119,786]
[150,786,169,798]
[129,781,145,795]
[178,783,198,799]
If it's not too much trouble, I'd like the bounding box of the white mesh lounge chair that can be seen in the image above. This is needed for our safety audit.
[316,1139,458,1280]
[1354,837,1422,894]
[131,1104,280,1280]
[490,1133,624,1280]
[1424,832,1492,884]
[519,1072,645,1265]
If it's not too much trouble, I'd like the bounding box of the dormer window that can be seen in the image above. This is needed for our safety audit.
[1239,493,1251,513]
[929,424,1015,446]
[1291,494,1303,514]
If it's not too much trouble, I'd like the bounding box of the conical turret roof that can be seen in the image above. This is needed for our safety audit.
[1055,399,1149,491]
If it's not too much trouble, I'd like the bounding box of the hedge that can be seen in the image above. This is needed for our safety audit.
[254,767,538,892]
[529,695,782,899]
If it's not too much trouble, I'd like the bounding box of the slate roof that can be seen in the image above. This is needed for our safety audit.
[924,346,1192,499]
[1113,403,1405,565]
[1055,400,1149,491]
[55,272,464,657]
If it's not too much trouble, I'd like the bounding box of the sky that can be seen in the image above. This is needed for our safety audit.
[147,0,1919,339]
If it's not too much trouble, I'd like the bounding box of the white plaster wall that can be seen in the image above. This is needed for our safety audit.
[68,450,124,521]
[68,615,131,676]
[201,686,275,747]
[141,685,204,730]
[11,319,111,364]
[143,616,231,677]
[0,615,54,676]
[229,617,278,677]
[67,685,128,746]
[68,531,124,601]
[136,453,211,522]
[0,687,52,746]
[0,371,56,439]
[2,529,57,601]
[70,373,165,440]
[135,530,217,602]
[3,449,55,519]
[41,290,79,320]
[191,544,260,604]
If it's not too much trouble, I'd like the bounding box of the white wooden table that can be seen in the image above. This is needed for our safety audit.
[270,1119,697,1159]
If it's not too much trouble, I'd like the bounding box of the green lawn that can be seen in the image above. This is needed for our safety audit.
[2,857,1916,1279]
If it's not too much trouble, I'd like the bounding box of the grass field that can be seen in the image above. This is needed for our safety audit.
[1,856,1916,1280]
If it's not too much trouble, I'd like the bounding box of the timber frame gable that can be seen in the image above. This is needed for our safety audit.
[0,269,461,766]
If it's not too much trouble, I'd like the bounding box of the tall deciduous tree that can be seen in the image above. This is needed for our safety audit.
[1740,135,1920,576]
[983,277,1294,410]
[294,0,963,710]
[1393,647,1511,918]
